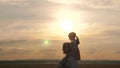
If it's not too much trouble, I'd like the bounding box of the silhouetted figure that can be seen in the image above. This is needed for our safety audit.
[58,42,78,68]
[68,32,81,60]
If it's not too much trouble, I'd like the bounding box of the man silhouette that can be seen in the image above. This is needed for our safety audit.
[58,42,78,68]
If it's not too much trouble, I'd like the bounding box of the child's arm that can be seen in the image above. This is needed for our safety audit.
[76,36,80,45]
[72,36,80,46]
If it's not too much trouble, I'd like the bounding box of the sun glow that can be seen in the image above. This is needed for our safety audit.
[60,19,73,32]
[49,8,88,39]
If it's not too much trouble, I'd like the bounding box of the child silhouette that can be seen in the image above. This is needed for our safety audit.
[68,32,81,60]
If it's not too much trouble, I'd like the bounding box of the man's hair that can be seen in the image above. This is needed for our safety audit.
[63,42,71,48]
[63,42,71,54]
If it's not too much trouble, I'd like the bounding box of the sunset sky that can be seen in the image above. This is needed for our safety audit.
[0,0,120,60]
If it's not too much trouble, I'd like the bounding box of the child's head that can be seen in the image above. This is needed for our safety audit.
[62,42,71,54]
[68,32,76,41]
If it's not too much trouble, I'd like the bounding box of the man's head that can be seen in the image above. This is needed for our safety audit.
[63,42,71,54]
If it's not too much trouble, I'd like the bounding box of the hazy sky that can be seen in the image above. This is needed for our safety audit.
[0,0,120,60]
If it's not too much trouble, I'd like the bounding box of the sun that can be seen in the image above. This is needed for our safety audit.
[60,19,73,31]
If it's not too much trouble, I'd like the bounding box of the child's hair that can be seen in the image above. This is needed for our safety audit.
[68,32,80,45]
[68,32,76,37]
[76,37,80,45]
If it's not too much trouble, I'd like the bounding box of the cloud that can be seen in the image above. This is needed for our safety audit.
[101,29,120,38]
[0,0,25,3]
[0,6,36,21]
[0,39,44,46]
[0,38,63,47]
[9,48,32,54]
[0,48,32,55]
[49,0,120,10]
[0,0,58,22]
[0,0,27,5]
[80,0,115,9]
[0,39,63,60]
[0,48,3,51]
[0,39,28,46]
[0,21,55,41]
[48,0,80,4]
[113,50,120,54]
[83,48,97,54]
[39,49,57,53]
[0,0,120,28]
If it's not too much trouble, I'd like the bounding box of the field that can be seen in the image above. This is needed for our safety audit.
[0,60,120,68]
